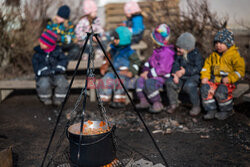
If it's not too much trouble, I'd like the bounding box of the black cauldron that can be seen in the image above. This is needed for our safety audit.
[67,121,116,167]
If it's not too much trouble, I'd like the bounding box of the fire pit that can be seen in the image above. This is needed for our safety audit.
[67,121,116,167]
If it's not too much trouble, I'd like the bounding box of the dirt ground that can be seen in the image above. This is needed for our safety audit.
[0,90,249,167]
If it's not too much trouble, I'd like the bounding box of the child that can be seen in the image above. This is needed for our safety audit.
[123,1,145,44]
[32,30,69,106]
[136,24,175,113]
[46,5,80,60]
[75,0,106,60]
[201,28,245,120]
[99,26,141,108]
[165,32,204,116]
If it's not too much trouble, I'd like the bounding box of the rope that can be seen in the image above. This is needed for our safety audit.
[94,34,169,167]
[40,33,91,167]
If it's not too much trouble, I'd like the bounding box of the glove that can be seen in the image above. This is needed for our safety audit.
[40,69,53,76]
[54,65,66,74]
[55,68,64,74]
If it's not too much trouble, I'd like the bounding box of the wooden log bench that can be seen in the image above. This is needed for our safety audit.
[0,60,103,103]
[131,41,148,60]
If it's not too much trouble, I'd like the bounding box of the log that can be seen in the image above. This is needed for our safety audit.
[0,147,13,167]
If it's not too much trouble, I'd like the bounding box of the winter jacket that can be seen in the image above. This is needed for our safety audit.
[172,48,204,79]
[46,19,76,45]
[200,45,245,83]
[126,14,145,36]
[100,44,141,77]
[75,16,104,45]
[143,45,175,80]
[32,46,68,78]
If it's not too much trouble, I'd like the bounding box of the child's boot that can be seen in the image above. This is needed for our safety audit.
[215,110,234,120]
[136,98,150,109]
[189,106,201,116]
[166,104,178,114]
[110,102,126,108]
[149,101,164,113]
[42,99,52,106]
[203,110,217,120]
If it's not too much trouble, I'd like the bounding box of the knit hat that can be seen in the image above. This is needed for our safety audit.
[57,5,70,19]
[83,0,97,15]
[115,26,132,46]
[176,32,196,51]
[151,24,171,46]
[214,28,234,48]
[124,1,141,15]
[39,30,57,52]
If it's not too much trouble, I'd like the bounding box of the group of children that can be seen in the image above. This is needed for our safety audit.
[32,1,245,121]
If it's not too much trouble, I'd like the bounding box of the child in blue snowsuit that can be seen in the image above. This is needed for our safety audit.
[99,26,141,108]
[123,1,145,44]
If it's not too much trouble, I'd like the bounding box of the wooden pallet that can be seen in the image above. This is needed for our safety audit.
[105,1,180,30]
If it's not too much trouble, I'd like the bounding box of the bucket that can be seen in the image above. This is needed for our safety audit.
[67,121,116,167]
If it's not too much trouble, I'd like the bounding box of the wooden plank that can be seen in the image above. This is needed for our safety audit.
[105,16,126,23]
[90,89,96,102]
[233,83,249,98]
[0,147,13,167]
[67,59,103,70]
[243,93,250,102]
[0,79,87,89]
[105,23,120,30]
[105,9,124,16]
[131,41,147,50]
[0,90,13,103]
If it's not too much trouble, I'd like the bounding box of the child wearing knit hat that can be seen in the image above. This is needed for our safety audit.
[135,24,175,113]
[201,28,245,120]
[99,26,141,108]
[123,1,145,44]
[165,32,204,116]
[32,30,69,106]
[46,5,80,60]
[75,0,106,60]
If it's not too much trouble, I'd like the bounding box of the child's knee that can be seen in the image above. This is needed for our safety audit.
[214,84,228,101]
[183,81,197,94]
[200,84,210,99]
[37,77,50,89]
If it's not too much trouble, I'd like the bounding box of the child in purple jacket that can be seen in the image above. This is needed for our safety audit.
[136,24,175,113]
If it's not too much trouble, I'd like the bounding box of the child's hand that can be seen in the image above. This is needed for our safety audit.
[100,68,106,76]
[176,66,185,78]
[119,70,133,78]
[222,77,229,84]
[201,78,208,84]
[172,73,179,84]
[93,36,97,42]
[140,71,148,79]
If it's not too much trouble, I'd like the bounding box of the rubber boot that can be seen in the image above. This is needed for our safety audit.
[203,110,217,120]
[110,102,126,109]
[136,98,150,109]
[189,106,201,116]
[40,98,52,106]
[215,110,234,120]
[166,104,178,114]
[149,102,164,113]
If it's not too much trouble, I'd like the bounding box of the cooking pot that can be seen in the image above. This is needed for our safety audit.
[67,121,116,167]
